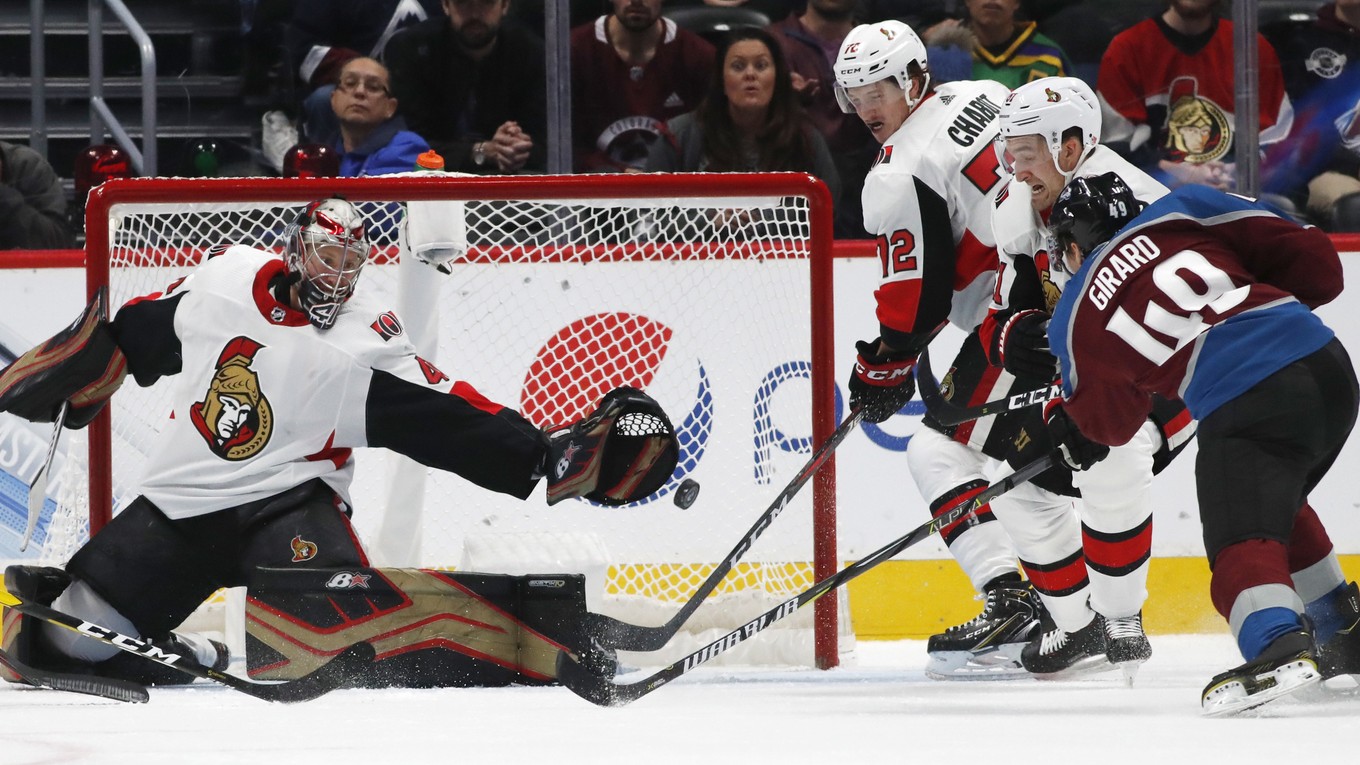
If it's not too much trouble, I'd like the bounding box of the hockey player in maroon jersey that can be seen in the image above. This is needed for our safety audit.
[0,198,678,690]
[834,21,1103,680]
[1048,173,1360,715]
[985,76,1195,677]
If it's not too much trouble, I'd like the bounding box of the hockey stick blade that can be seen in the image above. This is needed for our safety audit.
[558,451,1058,706]
[0,587,375,703]
[22,400,68,552]
[585,408,867,653]
[916,348,1060,427]
[0,647,149,703]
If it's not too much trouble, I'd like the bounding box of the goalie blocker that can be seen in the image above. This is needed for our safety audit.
[0,287,127,429]
[245,566,611,687]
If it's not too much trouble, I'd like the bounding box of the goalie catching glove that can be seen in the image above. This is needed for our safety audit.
[543,387,679,506]
[1045,400,1109,471]
[848,338,916,423]
[0,288,127,429]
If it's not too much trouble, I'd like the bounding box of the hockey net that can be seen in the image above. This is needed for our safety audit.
[66,174,844,668]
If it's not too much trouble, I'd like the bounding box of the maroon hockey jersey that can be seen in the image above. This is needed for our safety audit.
[570,16,715,172]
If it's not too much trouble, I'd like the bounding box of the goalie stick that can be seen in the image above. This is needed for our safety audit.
[0,645,149,703]
[0,586,375,703]
[558,451,1058,706]
[584,407,867,652]
[916,347,1060,427]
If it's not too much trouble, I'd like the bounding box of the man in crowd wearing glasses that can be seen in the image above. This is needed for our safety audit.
[330,58,431,177]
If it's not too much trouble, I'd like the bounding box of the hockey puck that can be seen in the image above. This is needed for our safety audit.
[673,478,700,509]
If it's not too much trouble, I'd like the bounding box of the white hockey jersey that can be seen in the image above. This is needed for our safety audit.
[118,245,542,520]
[989,145,1168,316]
[861,79,1012,353]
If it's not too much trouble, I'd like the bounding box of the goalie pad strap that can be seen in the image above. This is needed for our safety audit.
[0,288,127,428]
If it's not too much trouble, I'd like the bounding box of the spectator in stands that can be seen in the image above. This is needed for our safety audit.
[922,0,1072,88]
[1024,0,1114,86]
[767,0,875,236]
[1264,0,1360,224]
[572,0,715,173]
[645,27,841,205]
[1098,0,1292,191]
[0,141,75,250]
[330,58,430,177]
[386,0,547,174]
[288,0,443,145]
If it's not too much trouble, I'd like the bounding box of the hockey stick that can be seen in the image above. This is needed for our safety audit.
[584,407,867,652]
[21,400,67,552]
[0,646,149,703]
[558,451,1058,706]
[915,347,1060,427]
[0,586,374,703]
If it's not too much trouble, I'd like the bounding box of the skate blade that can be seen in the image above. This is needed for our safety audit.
[1201,659,1321,717]
[1115,659,1145,687]
[1029,653,1117,680]
[925,645,1029,681]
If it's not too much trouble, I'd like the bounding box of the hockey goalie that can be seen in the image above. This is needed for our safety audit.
[0,197,678,694]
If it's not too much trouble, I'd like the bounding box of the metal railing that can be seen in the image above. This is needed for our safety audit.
[88,0,157,175]
[30,0,46,158]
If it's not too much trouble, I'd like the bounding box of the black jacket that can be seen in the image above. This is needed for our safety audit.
[0,141,74,250]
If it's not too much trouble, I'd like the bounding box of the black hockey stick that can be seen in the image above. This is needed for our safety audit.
[0,587,374,703]
[584,407,867,653]
[0,646,149,703]
[558,451,1058,706]
[916,347,1060,427]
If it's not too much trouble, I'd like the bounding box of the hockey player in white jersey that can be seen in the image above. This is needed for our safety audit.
[0,198,678,689]
[985,76,1196,676]
[834,22,1098,679]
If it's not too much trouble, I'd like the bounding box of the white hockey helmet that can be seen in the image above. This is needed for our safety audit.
[284,197,373,330]
[833,20,930,114]
[995,76,1101,181]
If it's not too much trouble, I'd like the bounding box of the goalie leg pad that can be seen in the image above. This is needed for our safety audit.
[544,386,679,506]
[0,288,127,429]
[244,567,600,687]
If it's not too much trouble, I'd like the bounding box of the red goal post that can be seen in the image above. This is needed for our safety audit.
[81,173,843,667]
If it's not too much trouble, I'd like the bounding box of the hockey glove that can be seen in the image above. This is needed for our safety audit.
[998,310,1058,382]
[1045,401,1109,471]
[848,339,916,424]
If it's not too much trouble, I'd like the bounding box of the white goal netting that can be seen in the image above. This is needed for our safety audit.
[61,173,846,667]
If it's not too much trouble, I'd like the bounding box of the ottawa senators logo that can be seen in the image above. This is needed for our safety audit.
[290,535,318,563]
[1163,77,1231,164]
[191,336,273,460]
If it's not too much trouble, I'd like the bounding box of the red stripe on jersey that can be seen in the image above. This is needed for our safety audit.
[1021,550,1088,597]
[930,480,996,544]
[953,229,999,291]
[1160,406,1195,450]
[450,380,505,415]
[1082,518,1152,574]
[304,431,352,470]
[950,359,1005,445]
[874,278,925,337]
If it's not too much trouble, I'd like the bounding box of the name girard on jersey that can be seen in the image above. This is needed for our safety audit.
[947,94,1002,147]
[1086,234,1163,310]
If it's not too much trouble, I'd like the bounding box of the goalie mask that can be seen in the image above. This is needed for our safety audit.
[284,198,373,330]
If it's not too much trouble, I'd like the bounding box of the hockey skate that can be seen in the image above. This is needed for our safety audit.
[1103,612,1152,684]
[925,579,1041,680]
[1318,581,1360,685]
[1,565,77,684]
[1201,630,1321,717]
[1020,612,1110,677]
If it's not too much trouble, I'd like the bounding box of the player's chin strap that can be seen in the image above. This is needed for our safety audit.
[542,386,679,507]
[557,450,1060,706]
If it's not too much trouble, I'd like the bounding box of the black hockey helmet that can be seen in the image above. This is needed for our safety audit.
[1049,171,1143,260]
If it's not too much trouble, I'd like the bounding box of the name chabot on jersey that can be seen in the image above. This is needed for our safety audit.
[1086,234,1162,310]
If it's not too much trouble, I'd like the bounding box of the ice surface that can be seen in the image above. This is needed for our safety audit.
[1,634,1356,764]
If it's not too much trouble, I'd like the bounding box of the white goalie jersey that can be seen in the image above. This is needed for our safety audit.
[116,245,543,520]
[861,79,1012,353]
